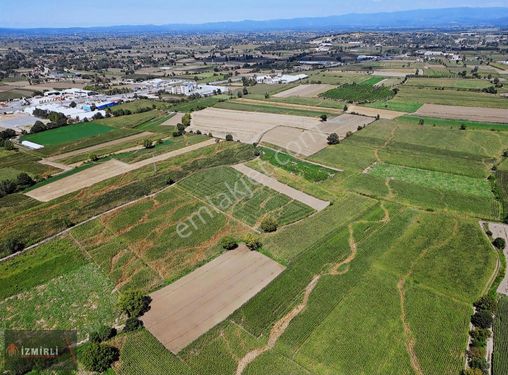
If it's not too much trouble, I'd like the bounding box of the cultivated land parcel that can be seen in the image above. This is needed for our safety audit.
[1,44,508,375]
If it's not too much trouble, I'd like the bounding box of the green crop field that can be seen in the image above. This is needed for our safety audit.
[493,296,508,375]
[22,123,114,146]
[1,81,506,375]
[400,115,508,131]
[368,163,493,198]
[320,81,394,103]
[179,166,314,227]
[405,77,493,90]
[388,86,508,109]
[258,147,337,182]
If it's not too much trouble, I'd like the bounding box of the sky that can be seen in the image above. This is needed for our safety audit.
[0,0,506,28]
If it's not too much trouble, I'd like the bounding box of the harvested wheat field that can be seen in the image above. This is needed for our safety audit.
[260,126,329,156]
[347,104,405,119]
[26,139,216,202]
[141,245,285,354]
[274,84,336,98]
[189,108,322,143]
[372,69,415,77]
[233,164,329,210]
[415,104,508,124]
[161,112,185,126]
[26,159,134,202]
[320,114,376,137]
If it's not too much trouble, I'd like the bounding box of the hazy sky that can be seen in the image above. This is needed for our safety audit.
[0,0,506,28]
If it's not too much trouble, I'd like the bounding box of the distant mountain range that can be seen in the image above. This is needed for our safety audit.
[1,7,507,35]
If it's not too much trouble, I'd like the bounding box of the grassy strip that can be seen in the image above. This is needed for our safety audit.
[401,115,508,131]
[214,101,333,117]
[493,296,508,375]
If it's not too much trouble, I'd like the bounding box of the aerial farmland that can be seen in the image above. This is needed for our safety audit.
[0,3,508,375]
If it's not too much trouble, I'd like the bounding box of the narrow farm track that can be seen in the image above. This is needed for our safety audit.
[235,203,392,375]
[397,219,459,375]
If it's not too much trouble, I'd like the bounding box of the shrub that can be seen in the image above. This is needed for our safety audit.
[117,291,152,318]
[220,236,238,250]
[143,139,154,149]
[5,238,25,255]
[244,233,262,251]
[89,325,117,343]
[471,310,493,329]
[123,317,143,332]
[260,216,278,233]
[320,114,328,122]
[80,343,119,373]
[468,346,486,360]
[468,357,489,373]
[492,237,505,250]
[225,134,234,141]
[462,368,484,375]
[470,328,491,348]
[4,140,15,150]
[327,133,339,145]
[89,153,99,162]
[182,113,192,127]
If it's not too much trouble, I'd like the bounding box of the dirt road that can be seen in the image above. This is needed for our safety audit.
[232,163,329,211]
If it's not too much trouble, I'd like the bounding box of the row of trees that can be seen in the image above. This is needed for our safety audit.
[463,295,498,375]
[0,173,35,199]
[80,291,152,372]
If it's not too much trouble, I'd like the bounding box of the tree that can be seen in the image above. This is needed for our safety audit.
[343,105,348,111]
[143,139,154,149]
[0,179,17,196]
[260,216,278,233]
[265,93,270,99]
[225,134,233,141]
[176,123,186,135]
[492,237,505,250]
[89,325,116,343]
[3,140,15,151]
[182,113,192,127]
[468,357,489,373]
[418,119,424,126]
[89,153,99,162]
[461,368,484,375]
[460,124,467,130]
[320,114,328,122]
[124,317,143,332]
[474,295,498,314]
[220,236,238,250]
[80,343,119,373]
[327,133,340,145]
[30,121,47,134]
[0,129,16,140]
[471,310,493,329]
[16,173,35,188]
[117,291,151,318]
[5,238,25,255]
[93,112,104,120]
[69,101,77,108]
[243,233,262,251]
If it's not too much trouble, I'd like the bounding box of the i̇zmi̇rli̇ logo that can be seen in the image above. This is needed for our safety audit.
[6,342,59,358]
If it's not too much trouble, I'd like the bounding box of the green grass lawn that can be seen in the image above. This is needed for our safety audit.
[405,77,493,90]
[368,163,493,198]
[22,123,114,146]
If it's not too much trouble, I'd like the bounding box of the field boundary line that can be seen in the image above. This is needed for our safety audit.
[0,182,178,263]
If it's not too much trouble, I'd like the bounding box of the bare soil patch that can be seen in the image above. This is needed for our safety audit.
[415,104,508,124]
[26,139,216,202]
[273,84,336,98]
[232,163,329,211]
[161,112,185,126]
[189,107,323,144]
[347,105,405,120]
[141,245,284,354]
